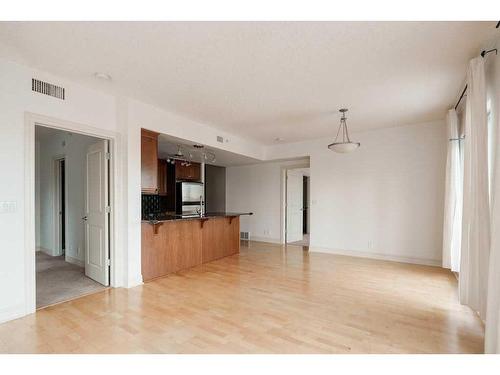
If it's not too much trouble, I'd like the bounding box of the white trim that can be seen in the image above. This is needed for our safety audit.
[24,112,124,320]
[65,255,85,268]
[127,276,145,288]
[309,246,441,267]
[280,163,310,244]
[36,246,52,255]
[24,114,36,316]
[52,155,66,257]
[0,304,27,324]
[249,238,440,267]
[249,236,282,244]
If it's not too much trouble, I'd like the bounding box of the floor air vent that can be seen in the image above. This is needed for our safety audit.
[32,78,65,100]
[240,231,250,240]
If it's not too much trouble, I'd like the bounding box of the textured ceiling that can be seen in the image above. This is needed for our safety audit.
[1,21,497,144]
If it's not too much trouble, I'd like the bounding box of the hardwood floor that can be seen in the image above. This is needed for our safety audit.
[0,241,484,353]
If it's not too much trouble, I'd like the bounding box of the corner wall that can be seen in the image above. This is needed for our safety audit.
[228,120,447,265]
[0,58,120,323]
[0,57,268,323]
[226,159,309,243]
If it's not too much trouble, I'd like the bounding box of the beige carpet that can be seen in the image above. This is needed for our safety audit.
[36,252,106,308]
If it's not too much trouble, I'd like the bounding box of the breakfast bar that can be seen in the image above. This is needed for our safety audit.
[141,212,252,281]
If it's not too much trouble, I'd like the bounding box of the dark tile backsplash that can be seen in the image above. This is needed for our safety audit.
[142,194,169,219]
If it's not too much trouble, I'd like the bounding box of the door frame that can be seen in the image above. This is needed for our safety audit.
[280,162,310,244]
[52,156,67,256]
[24,112,122,314]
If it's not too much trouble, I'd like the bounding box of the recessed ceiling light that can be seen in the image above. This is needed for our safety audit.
[94,72,112,81]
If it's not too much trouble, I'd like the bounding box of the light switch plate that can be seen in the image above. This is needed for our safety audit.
[0,201,17,214]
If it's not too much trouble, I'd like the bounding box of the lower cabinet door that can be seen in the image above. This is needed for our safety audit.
[175,220,202,271]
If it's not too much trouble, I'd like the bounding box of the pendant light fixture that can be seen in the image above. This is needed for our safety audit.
[328,108,360,153]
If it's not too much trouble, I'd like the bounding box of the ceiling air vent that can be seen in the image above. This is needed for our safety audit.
[32,78,65,100]
[216,136,224,143]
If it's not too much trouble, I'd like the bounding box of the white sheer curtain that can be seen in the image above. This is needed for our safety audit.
[486,154,500,352]
[459,56,491,319]
[485,49,500,353]
[442,109,462,272]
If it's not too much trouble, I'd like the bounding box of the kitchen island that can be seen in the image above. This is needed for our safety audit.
[141,212,252,282]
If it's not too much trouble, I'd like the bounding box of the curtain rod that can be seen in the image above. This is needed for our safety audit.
[454,48,498,110]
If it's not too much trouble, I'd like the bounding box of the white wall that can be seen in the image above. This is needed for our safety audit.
[36,130,99,266]
[0,58,120,322]
[0,57,268,323]
[226,159,309,243]
[0,55,449,325]
[228,121,447,266]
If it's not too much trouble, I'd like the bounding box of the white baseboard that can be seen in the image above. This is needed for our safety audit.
[37,246,52,255]
[127,276,144,289]
[309,246,441,267]
[65,255,84,267]
[247,236,282,244]
[0,304,28,324]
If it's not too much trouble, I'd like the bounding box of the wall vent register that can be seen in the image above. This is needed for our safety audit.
[32,78,65,100]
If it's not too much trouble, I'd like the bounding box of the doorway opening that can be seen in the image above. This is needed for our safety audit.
[54,157,66,256]
[35,125,110,308]
[285,167,310,248]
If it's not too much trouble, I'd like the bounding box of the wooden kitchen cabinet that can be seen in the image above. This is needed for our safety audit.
[141,220,203,281]
[202,217,240,263]
[141,216,240,282]
[157,159,168,195]
[175,160,201,181]
[141,129,159,194]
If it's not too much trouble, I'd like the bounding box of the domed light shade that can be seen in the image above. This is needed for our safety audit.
[328,108,360,153]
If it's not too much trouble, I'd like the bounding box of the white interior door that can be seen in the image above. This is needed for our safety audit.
[84,139,109,286]
[286,169,303,243]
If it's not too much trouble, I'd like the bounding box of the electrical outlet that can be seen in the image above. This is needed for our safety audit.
[0,201,17,214]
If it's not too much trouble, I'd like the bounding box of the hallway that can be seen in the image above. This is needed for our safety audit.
[36,252,106,308]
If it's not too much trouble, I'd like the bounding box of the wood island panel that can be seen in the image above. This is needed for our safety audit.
[141,216,240,282]
[227,216,240,257]
[202,216,240,263]
[175,220,203,272]
[141,220,202,281]
[201,218,226,263]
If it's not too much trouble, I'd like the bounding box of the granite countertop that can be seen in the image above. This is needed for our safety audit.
[142,212,253,223]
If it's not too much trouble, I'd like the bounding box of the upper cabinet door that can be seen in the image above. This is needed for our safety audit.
[141,129,159,194]
[190,163,201,181]
[157,159,168,195]
[175,161,201,182]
